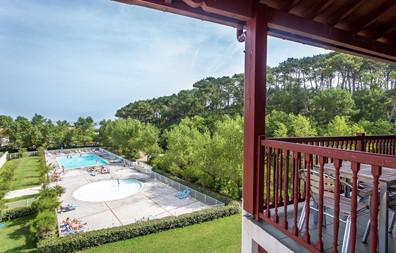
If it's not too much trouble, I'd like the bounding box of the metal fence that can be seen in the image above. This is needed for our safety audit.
[151,171,224,207]
[5,197,35,210]
[6,151,38,160]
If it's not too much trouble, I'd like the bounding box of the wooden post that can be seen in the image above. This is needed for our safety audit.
[356,132,366,152]
[242,4,267,216]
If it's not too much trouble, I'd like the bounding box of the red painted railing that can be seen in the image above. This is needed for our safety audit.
[256,135,396,253]
[270,134,396,156]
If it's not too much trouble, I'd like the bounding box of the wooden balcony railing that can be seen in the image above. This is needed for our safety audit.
[256,134,396,253]
[270,134,396,156]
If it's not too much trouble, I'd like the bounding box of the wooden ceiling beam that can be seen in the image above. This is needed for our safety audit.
[281,0,301,12]
[113,0,250,27]
[349,1,396,34]
[303,0,335,20]
[377,26,396,44]
[327,0,365,26]
[265,7,396,62]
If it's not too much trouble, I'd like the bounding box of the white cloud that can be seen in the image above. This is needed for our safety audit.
[0,0,328,121]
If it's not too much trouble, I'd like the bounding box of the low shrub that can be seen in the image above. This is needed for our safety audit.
[31,209,57,240]
[0,206,36,221]
[30,187,60,240]
[37,202,240,253]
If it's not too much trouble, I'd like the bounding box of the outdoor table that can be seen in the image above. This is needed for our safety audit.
[321,161,396,253]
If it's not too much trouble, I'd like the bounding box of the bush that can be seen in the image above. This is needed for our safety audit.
[19,147,28,158]
[53,185,65,196]
[30,187,60,240]
[0,206,36,221]
[31,210,57,240]
[37,202,240,253]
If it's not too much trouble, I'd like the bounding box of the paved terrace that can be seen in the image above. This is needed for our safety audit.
[47,153,212,233]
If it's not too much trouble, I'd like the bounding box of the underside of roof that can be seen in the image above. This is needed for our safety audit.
[114,0,396,64]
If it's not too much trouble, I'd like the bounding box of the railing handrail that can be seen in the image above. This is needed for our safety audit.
[267,134,396,142]
[268,135,359,142]
[261,139,396,168]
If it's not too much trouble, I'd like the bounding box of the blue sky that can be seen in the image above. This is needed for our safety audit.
[0,0,328,122]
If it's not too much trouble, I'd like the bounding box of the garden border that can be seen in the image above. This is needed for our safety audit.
[37,202,240,253]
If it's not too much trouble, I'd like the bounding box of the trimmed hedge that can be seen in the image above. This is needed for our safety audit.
[37,202,240,253]
[0,206,36,221]
[153,168,232,204]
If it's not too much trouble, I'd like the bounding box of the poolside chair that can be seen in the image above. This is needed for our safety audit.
[175,189,188,198]
[298,169,369,253]
[61,225,77,235]
[58,204,76,213]
[176,189,191,199]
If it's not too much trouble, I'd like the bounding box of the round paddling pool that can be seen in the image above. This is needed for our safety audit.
[73,179,143,202]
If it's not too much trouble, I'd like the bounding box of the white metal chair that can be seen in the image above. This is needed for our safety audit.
[298,169,369,253]
[362,190,396,243]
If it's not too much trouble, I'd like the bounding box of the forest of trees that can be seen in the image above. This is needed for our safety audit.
[116,52,396,130]
[2,52,396,199]
[0,115,97,151]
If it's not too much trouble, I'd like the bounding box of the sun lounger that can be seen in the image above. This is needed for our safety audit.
[176,189,191,199]
[58,204,76,213]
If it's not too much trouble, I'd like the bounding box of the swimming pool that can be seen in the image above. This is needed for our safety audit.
[72,179,143,202]
[56,153,108,170]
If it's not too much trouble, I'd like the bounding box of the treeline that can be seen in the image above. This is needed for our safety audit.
[116,52,396,129]
[0,115,97,151]
[2,52,396,200]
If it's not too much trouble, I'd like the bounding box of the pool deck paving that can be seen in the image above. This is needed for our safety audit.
[49,159,212,234]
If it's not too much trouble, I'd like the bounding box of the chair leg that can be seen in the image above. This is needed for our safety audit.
[389,211,395,233]
[298,202,306,232]
[362,219,370,243]
[341,216,351,253]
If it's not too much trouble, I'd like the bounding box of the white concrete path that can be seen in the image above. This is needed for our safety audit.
[4,185,42,199]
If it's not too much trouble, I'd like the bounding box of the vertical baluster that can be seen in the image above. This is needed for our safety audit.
[283,150,289,229]
[256,141,265,220]
[299,155,304,201]
[292,151,300,236]
[316,156,325,251]
[333,159,342,253]
[266,147,272,217]
[349,162,360,252]
[279,150,283,205]
[379,139,383,154]
[304,154,312,243]
[370,165,381,253]
[274,149,280,223]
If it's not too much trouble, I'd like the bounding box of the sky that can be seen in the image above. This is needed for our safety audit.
[0,0,328,122]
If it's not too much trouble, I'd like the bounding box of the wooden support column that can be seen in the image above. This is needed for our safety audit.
[243,5,267,215]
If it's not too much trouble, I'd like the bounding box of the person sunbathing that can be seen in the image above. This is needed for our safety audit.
[65,217,86,230]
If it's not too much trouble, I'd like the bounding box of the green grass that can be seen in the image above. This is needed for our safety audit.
[80,214,241,253]
[7,157,41,190]
[0,215,36,253]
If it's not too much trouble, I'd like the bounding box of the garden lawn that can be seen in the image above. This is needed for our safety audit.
[8,157,41,190]
[80,214,241,253]
[0,215,36,253]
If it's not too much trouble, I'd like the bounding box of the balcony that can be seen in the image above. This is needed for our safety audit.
[247,134,396,253]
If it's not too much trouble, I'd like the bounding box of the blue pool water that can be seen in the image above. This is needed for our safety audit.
[56,154,108,170]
